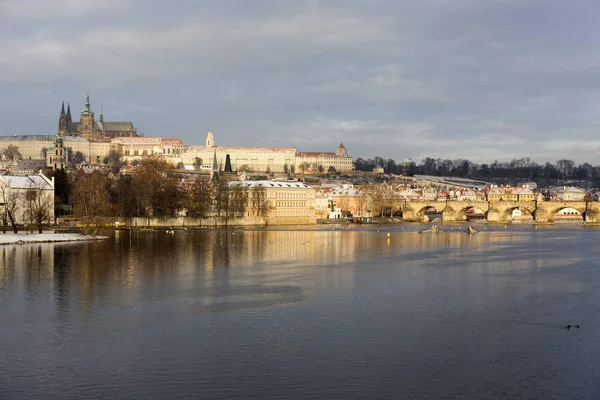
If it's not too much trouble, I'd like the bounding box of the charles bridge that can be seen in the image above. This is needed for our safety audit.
[400,200,600,223]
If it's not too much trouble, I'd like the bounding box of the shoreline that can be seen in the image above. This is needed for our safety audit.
[0,233,110,245]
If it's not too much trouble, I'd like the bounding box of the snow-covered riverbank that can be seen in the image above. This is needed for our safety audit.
[0,233,109,245]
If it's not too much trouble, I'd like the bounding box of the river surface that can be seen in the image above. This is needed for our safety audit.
[1,224,600,399]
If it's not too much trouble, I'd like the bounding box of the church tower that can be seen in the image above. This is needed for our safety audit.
[58,101,68,135]
[206,131,215,147]
[79,94,95,139]
[336,143,348,156]
[52,131,66,170]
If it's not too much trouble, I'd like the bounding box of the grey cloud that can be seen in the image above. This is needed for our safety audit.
[1,0,600,164]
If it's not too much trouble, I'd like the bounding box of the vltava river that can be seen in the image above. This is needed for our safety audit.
[2,225,600,399]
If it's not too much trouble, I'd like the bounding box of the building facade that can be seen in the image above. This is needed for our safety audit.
[228,180,316,224]
[182,132,296,174]
[295,143,353,173]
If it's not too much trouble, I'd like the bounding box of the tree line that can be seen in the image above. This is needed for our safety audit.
[354,156,600,183]
[65,157,269,229]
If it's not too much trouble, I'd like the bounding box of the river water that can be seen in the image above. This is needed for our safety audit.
[1,224,600,399]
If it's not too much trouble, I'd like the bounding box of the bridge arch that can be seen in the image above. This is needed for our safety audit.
[460,206,487,222]
[497,206,535,222]
[553,206,585,223]
[415,205,444,222]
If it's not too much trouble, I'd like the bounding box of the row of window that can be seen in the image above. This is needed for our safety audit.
[275,201,307,208]
[124,150,151,156]
[270,210,314,216]
[276,192,307,199]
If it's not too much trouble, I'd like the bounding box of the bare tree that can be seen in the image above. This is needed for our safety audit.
[73,151,86,164]
[1,145,22,162]
[186,177,212,218]
[250,188,269,216]
[22,180,53,233]
[193,157,203,170]
[107,150,124,174]
[213,175,232,218]
[229,188,249,217]
[132,157,183,217]
[336,195,350,218]
[72,171,112,234]
[356,192,367,218]
[0,180,20,233]
[40,147,48,159]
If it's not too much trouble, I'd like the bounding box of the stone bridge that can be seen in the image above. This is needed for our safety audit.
[401,200,600,223]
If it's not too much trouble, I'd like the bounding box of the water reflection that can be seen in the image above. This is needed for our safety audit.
[0,226,589,321]
[2,225,600,399]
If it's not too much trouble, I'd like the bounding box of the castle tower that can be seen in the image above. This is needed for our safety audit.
[79,94,95,138]
[58,101,68,134]
[52,131,66,170]
[206,131,215,147]
[336,143,348,156]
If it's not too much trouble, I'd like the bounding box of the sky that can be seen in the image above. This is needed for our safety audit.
[1,0,599,164]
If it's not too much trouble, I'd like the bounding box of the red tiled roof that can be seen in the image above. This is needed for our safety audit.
[161,138,184,145]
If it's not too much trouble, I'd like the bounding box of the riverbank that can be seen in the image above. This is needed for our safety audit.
[0,233,109,245]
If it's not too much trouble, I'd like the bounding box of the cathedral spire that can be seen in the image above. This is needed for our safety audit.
[58,101,68,132]
[211,150,219,181]
[99,102,104,123]
[81,93,93,115]
[66,102,72,122]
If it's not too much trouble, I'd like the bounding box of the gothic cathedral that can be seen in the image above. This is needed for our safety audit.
[57,95,137,140]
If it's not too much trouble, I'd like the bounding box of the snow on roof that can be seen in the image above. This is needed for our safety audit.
[228,180,311,189]
[2,175,53,189]
[186,146,296,153]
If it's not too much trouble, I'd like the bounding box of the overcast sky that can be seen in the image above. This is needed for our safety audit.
[1,0,599,164]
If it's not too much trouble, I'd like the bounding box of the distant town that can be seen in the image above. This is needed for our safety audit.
[1,94,600,230]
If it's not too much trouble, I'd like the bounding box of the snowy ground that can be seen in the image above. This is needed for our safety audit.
[0,233,109,245]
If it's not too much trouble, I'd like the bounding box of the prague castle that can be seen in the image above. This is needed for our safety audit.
[0,97,354,173]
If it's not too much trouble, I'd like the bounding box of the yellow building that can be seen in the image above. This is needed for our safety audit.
[228,180,316,224]
[487,185,535,201]
[113,137,164,162]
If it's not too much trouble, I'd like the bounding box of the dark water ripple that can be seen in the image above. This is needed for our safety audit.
[2,225,600,399]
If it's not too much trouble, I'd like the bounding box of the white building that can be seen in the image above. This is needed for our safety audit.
[555,186,586,201]
[183,132,296,174]
[0,173,55,226]
[296,143,354,173]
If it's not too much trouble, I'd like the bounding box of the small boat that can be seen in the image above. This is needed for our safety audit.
[466,225,480,234]
[419,225,444,234]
